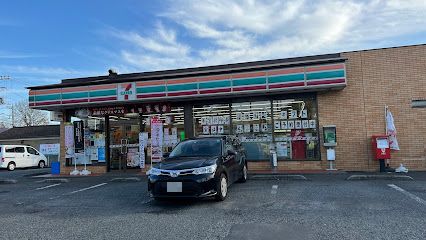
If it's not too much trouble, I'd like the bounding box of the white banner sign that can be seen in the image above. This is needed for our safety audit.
[39,143,60,155]
[64,124,74,158]
[139,132,148,169]
[386,108,400,150]
[151,117,163,162]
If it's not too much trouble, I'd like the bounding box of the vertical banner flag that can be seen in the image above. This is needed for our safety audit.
[139,132,148,169]
[64,124,74,158]
[151,116,163,163]
[386,107,400,150]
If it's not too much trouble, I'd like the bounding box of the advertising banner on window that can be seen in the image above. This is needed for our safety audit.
[151,117,163,163]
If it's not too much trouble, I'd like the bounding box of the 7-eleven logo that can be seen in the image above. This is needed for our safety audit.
[118,83,136,101]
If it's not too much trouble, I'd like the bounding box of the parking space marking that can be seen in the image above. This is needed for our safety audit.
[388,184,426,206]
[67,183,108,194]
[271,185,278,194]
[36,183,61,190]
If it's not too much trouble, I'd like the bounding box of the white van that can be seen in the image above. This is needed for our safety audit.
[0,145,48,171]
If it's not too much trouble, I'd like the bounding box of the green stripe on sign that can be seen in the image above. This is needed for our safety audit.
[167,83,197,92]
[62,92,88,100]
[137,86,166,94]
[29,96,35,102]
[199,80,231,89]
[306,70,345,80]
[90,89,117,97]
[233,77,266,86]
[34,94,61,102]
[268,74,305,84]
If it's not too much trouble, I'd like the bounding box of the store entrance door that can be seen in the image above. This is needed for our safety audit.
[109,115,140,171]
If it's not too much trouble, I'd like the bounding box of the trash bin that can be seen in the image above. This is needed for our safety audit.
[51,162,60,175]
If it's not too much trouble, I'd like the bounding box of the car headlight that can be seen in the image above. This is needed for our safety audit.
[147,168,162,176]
[192,164,217,175]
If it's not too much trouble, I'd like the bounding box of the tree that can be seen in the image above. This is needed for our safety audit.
[10,100,49,127]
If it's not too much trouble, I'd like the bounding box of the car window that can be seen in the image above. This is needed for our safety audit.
[27,147,39,155]
[169,139,222,158]
[15,147,25,153]
[5,147,15,153]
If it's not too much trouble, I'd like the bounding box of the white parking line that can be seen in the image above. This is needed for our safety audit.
[271,185,278,194]
[388,184,426,206]
[67,183,108,195]
[36,183,61,190]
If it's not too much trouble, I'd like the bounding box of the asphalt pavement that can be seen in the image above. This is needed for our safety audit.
[0,169,425,240]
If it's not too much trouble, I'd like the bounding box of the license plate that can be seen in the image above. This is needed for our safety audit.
[166,182,182,192]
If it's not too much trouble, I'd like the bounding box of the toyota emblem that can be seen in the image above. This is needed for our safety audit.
[170,171,179,177]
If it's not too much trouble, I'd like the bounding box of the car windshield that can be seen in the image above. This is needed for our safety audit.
[168,138,222,158]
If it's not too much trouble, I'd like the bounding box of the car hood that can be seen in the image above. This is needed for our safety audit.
[155,156,218,170]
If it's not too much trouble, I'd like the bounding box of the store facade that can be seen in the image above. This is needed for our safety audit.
[28,44,426,174]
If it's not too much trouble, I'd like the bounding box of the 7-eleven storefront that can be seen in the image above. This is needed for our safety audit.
[28,54,346,174]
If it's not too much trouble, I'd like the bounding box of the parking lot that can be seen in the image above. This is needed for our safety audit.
[1,169,426,240]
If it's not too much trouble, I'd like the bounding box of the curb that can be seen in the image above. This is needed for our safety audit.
[248,174,308,181]
[346,175,414,181]
[110,177,142,182]
[0,179,17,184]
[37,178,70,183]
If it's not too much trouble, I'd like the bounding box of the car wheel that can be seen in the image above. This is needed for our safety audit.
[7,162,16,171]
[215,173,228,201]
[38,161,45,168]
[238,164,248,183]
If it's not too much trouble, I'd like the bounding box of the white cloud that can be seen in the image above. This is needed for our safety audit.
[108,0,426,71]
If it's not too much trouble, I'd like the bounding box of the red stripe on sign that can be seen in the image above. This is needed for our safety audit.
[168,91,198,97]
[137,93,166,99]
[269,82,305,89]
[307,78,346,86]
[34,101,61,106]
[233,85,266,92]
[62,99,89,104]
[89,96,117,102]
[199,88,231,94]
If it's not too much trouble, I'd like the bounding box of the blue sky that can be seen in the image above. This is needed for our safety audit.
[0,0,425,111]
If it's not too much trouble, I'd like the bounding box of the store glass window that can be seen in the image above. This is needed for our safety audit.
[232,101,272,161]
[273,97,319,160]
[193,104,231,136]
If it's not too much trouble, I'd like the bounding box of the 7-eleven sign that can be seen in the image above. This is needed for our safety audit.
[118,83,136,101]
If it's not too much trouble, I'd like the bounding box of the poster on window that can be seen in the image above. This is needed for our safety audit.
[243,112,250,121]
[244,124,251,133]
[281,121,288,130]
[218,125,224,134]
[253,124,260,133]
[224,115,230,124]
[260,111,267,119]
[309,120,317,129]
[288,121,295,129]
[295,120,302,129]
[211,125,217,135]
[236,112,242,121]
[212,116,219,125]
[300,109,308,118]
[252,111,260,120]
[274,121,281,130]
[127,148,139,167]
[289,110,298,119]
[203,126,210,134]
[302,120,309,129]
[276,142,288,157]
[218,116,224,125]
[280,111,288,119]
[261,123,268,132]
[236,125,243,134]
[150,117,163,163]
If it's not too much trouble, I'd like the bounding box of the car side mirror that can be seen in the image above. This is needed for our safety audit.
[227,149,236,156]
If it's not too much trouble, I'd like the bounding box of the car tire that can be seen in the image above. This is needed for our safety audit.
[238,164,248,183]
[38,161,45,168]
[7,162,16,171]
[215,173,228,201]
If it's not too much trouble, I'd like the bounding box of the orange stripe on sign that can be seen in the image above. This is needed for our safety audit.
[167,77,197,84]
[136,80,166,87]
[232,71,266,79]
[29,90,36,96]
[306,64,345,72]
[268,67,304,76]
[32,88,62,95]
[61,86,89,93]
[89,84,117,90]
[197,75,230,82]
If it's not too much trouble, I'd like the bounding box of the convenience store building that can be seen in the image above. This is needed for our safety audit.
[28,44,426,174]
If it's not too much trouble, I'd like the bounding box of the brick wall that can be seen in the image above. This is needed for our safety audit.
[318,44,426,171]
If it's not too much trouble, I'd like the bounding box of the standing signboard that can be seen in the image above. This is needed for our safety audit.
[151,117,163,163]
[139,132,148,169]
